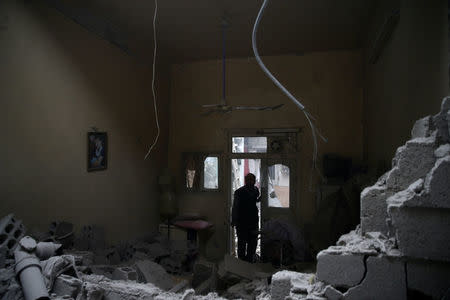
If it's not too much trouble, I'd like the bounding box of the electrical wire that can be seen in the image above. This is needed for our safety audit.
[251,0,327,188]
[144,0,160,160]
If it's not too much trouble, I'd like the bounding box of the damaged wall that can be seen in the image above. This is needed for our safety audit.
[363,0,448,174]
[0,0,169,242]
[168,50,364,259]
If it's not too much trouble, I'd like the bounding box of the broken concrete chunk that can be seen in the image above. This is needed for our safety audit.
[271,271,312,300]
[226,279,268,300]
[360,185,392,234]
[134,260,174,290]
[388,204,450,261]
[316,253,365,288]
[324,285,343,300]
[406,260,450,300]
[51,275,82,298]
[112,266,137,281]
[386,136,436,192]
[411,116,433,138]
[344,256,406,300]
[423,156,450,208]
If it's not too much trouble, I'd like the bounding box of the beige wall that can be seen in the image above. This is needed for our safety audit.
[0,0,169,242]
[168,50,364,258]
[364,0,448,173]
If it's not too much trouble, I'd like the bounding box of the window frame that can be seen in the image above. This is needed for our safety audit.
[182,152,222,192]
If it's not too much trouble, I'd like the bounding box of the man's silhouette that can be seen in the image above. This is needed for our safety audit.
[231,173,260,262]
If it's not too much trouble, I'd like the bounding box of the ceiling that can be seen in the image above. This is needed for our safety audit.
[61,0,375,63]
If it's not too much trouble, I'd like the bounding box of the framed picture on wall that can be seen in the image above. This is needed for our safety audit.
[87,132,107,172]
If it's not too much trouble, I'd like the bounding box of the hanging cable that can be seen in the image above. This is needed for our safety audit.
[252,0,327,187]
[144,0,160,160]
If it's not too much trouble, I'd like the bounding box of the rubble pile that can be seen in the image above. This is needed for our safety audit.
[266,97,450,299]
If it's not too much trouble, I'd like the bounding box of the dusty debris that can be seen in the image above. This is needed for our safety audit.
[134,260,175,290]
[51,274,82,298]
[111,266,137,281]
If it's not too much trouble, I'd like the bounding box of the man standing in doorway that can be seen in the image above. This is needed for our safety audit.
[231,173,261,262]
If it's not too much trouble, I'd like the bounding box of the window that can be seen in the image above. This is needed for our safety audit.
[204,156,219,189]
[268,164,290,208]
[232,137,267,153]
[183,152,221,191]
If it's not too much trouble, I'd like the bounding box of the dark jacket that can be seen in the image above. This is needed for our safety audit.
[232,185,260,229]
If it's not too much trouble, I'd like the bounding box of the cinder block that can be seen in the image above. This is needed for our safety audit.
[360,185,391,234]
[316,252,365,288]
[388,204,450,261]
[0,214,25,258]
[386,137,436,192]
[344,256,406,300]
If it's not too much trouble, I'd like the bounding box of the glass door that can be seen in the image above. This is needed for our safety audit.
[230,158,262,258]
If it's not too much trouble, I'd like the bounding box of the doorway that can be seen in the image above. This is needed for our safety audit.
[230,158,262,258]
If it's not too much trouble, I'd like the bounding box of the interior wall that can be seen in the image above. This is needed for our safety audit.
[168,50,364,259]
[0,0,169,242]
[364,0,448,173]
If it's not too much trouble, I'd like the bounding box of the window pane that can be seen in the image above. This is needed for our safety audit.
[204,156,219,189]
[268,164,290,208]
[232,137,267,153]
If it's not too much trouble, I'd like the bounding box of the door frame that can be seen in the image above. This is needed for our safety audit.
[225,128,301,255]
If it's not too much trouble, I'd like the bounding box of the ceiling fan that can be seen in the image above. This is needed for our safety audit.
[201,18,284,116]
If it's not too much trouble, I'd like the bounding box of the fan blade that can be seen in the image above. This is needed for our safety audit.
[233,104,284,111]
[202,104,222,108]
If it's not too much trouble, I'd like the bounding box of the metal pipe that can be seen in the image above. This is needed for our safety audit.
[14,248,49,300]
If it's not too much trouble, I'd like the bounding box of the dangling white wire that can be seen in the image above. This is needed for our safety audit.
[252,0,327,187]
[144,0,160,160]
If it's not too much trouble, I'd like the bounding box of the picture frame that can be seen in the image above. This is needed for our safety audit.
[87,132,107,172]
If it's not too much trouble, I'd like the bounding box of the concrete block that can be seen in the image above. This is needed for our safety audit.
[407,260,450,300]
[423,156,450,208]
[344,256,406,300]
[0,214,25,258]
[388,204,450,261]
[411,116,433,138]
[316,253,365,288]
[52,275,82,298]
[360,185,392,234]
[271,271,312,300]
[386,137,436,192]
[134,260,174,290]
[324,285,343,300]
[112,267,137,281]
